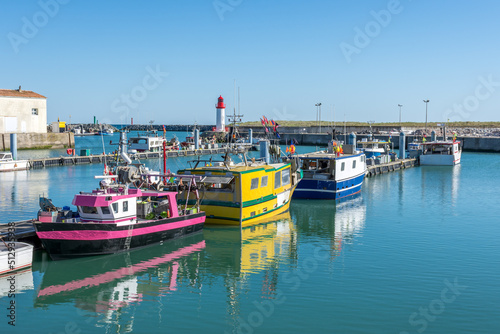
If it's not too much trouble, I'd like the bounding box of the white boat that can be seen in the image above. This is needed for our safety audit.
[129,131,167,152]
[0,241,34,275]
[419,140,462,166]
[293,141,367,200]
[0,152,29,172]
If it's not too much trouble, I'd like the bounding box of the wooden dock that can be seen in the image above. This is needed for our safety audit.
[28,147,236,169]
[0,219,42,248]
[365,158,417,177]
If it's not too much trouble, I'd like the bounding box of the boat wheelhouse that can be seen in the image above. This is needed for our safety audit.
[177,153,301,226]
[0,152,29,172]
[419,141,461,166]
[293,142,367,200]
[129,132,167,152]
[34,166,205,259]
[357,139,390,158]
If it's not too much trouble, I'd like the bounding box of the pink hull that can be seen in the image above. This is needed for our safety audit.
[36,216,205,241]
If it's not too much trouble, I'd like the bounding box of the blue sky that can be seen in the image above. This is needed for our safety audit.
[1,0,499,124]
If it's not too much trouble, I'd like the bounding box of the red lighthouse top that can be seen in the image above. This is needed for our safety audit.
[216,95,225,109]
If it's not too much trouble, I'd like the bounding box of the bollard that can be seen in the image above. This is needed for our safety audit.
[194,129,200,150]
[260,140,270,164]
[348,132,357,149]
[398,131,406,160]
[10,133,17,160]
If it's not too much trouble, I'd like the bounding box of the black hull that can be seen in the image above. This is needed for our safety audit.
[34,213,205,260]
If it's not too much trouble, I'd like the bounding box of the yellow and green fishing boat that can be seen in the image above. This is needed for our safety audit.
[177,152,301,226]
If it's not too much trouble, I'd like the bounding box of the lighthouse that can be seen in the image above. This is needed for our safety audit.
[215,95,226,132]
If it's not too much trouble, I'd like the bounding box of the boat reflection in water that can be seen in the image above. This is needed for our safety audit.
[290,193,367,256]
[35,233,206,332]
[0,267,34,298]
[203,213,297,319]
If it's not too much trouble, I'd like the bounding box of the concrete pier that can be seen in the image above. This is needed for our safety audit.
[28,146,244,169]
[365,158,417,177]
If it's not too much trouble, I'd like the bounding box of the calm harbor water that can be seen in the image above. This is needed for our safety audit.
[1,135,499,333]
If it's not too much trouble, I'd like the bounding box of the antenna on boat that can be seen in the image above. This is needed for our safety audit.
[100,123,107,173]
[344,114,347,144]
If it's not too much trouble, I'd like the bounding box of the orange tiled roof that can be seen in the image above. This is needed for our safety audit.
[0,89,46,99]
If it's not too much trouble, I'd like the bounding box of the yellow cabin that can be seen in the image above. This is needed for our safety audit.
[178,159,300,226]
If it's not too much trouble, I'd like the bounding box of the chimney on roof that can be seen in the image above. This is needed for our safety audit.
[18,85,22,92]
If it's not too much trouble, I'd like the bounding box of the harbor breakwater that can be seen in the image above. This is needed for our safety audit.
[1,132,74,150]
[275,133,500,152]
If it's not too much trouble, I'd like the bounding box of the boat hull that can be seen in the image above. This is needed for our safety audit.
[202,186,296,227]
[0,242,34,275]
[34,213,205,259]
[293,172,365,200]
[0,160,29,172]
[419,154,461,166]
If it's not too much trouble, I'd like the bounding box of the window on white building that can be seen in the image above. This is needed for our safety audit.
[32,108,38,115]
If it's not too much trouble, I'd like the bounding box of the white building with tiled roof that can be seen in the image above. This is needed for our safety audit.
[0,86,47,134]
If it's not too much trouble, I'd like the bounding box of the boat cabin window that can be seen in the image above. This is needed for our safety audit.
[80,206,98,214]
[250,178,259,190]
[361,155,365,162]
[123,201,129,212]
[101,206,111,215]
[341,162,345,171]
[112,202,119,213]
[261,175,268,188]
[352,160,356,169]
[274,171,281,189]
[282,168,290,186]
[318,160,328,171]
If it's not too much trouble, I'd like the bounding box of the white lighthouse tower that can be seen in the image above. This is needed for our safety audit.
[215,95,226,132]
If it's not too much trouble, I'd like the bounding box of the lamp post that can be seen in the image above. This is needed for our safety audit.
[398,104,403,127]
[315,103,322,132]
[423,100,430,131]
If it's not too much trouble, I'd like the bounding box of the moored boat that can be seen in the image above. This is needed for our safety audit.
[357,139,390,158]
[34,166,205,260]
[0,241,34,275]
[177,143,302,226]
[0,152,29,172]
[419,140,461,166]
[293,140,367,200]
[129,131,169,152]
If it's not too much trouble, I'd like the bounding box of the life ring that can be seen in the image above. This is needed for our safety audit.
[66,148,73,155]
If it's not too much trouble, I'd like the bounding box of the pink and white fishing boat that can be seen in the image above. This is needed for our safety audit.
[34,165,205,260]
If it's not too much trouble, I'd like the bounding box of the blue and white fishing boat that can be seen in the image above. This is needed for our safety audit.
[293,141,367,200]
[357,139,390,158]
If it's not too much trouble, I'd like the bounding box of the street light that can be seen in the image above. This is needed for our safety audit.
[423,100,430,131]
[398,104,403,127]
[315,103,322,132]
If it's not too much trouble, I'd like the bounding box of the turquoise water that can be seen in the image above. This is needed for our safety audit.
[1,139,499,333]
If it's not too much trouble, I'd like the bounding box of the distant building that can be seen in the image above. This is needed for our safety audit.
[0,86,47,134]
